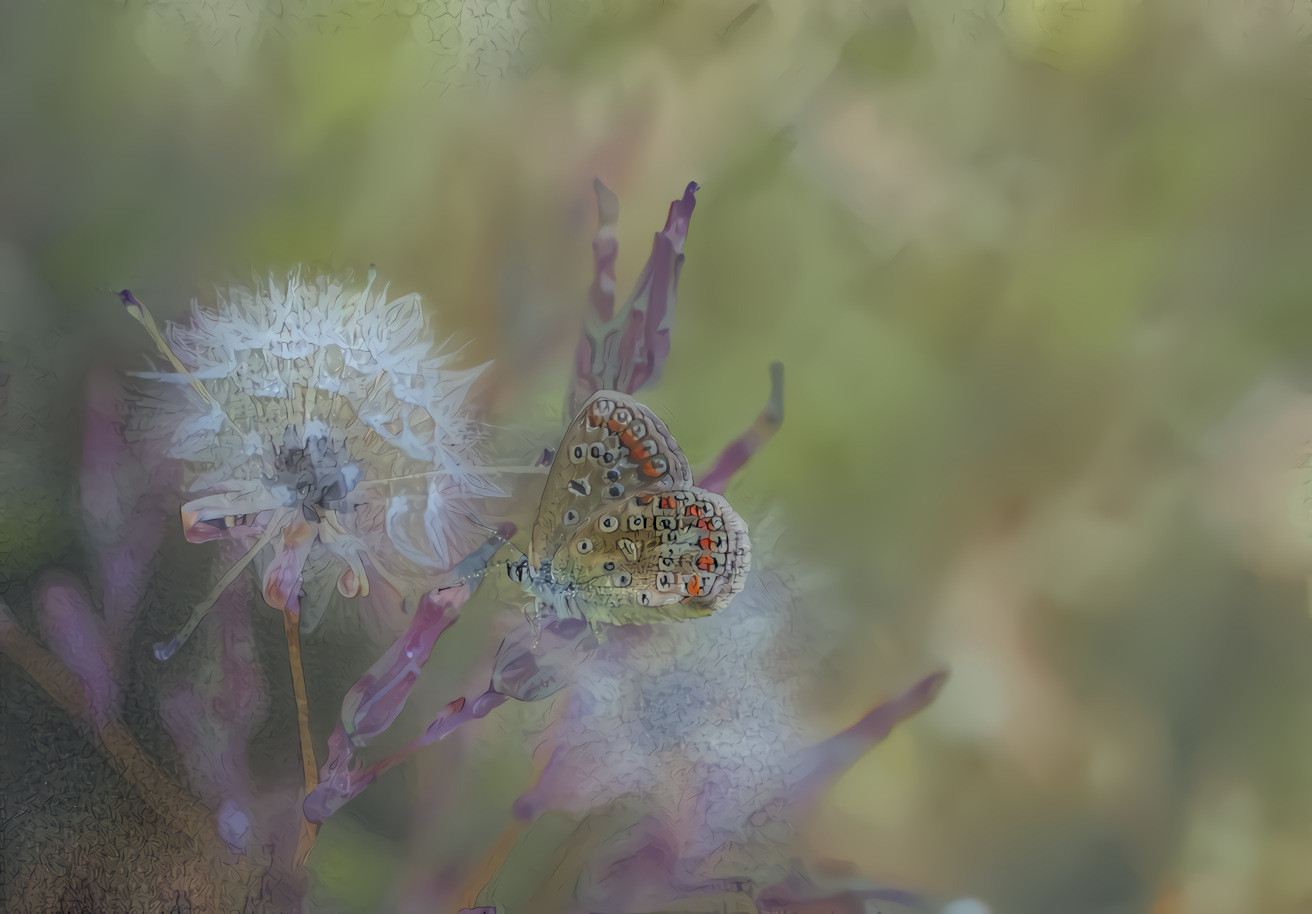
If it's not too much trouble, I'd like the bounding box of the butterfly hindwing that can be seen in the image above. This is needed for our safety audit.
[549,486,751,627]
[530,392,692,565]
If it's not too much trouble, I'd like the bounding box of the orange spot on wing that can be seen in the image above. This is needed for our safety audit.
[699,536,713,550]
[607,418,625,433]
[623,429,649,460]
[637,494,654,505]
[696,518,714,530]
[659,496,676,510]
[686,575,702,596]
[685,505,702,517]
[696,553,715,571]
[641,460,664,478]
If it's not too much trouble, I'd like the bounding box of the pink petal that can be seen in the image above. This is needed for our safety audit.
[261,518,317,613]
[182,486,280,544]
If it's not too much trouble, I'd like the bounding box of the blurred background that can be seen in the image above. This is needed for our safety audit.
[6,1,1312,912]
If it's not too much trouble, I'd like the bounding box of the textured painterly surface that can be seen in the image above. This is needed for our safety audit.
[6,2,1312,914]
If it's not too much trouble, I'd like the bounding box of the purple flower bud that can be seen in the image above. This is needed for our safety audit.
[339,586,467,746]
[490,616,598,702]
[575,816,752,912]
[157,576,265,854]
[215,798,252,855]
[80,369,168,637]
[306,530,520,821]
[570,181,699,413]
[698,362,785,494]
[756,874,929,914]
[786,670,948,820]
[37,572,118,730]
[306,692,482,822]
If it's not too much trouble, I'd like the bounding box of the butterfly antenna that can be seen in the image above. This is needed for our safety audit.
[461,513,528,562]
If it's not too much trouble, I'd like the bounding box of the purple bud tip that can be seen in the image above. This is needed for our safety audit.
[118,289,142,309]
[153,637,180,662]
[766,361,784,422]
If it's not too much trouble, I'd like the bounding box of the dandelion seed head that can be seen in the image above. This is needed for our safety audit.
[133,270,499,625]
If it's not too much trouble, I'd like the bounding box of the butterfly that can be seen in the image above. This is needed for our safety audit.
[507,390,751,630]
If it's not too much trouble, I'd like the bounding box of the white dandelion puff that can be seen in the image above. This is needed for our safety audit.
[522,558,812,857]
[123,269,502,657]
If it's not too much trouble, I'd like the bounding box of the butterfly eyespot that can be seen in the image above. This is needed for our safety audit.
[594,398,615,417]
[638,590,652,605]
[563,509,581,524]
[575,539,593,554]
[608,484,624,497]
[613,407,632,424]
[642,455,668,478]
[629,421,647,438]
[603,561,615,571]
[589,444,603,459]
[602,452,615,464]
[599,516,619,532]
[626,515,645,530]
[571,444,586,462]
[614,572,633,587]
[641,439,658,454]
[605,469,620,481]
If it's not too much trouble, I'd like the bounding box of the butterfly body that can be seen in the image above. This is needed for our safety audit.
[511,391,750,630]
[508,557,585,621]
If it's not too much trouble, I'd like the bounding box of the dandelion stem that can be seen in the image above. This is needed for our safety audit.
[284,608,320,866]
[458,820,525,909]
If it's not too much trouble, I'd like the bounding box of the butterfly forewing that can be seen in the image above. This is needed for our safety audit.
[550,486,751,627]
[530,392,692,565]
